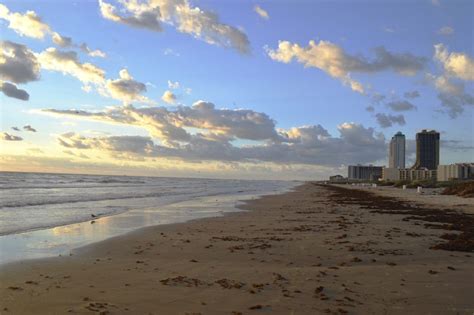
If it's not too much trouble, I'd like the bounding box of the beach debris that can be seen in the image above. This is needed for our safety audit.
[160,276,212,287]
[7,286,23,291]
[215,278,245,289]
[90,220,96,224]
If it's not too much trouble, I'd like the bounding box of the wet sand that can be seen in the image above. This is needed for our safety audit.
[1,183,473,314]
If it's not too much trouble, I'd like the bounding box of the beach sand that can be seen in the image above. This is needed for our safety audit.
[1,183,473,314]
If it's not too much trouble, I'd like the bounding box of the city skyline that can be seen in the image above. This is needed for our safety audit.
[0,0,473,180]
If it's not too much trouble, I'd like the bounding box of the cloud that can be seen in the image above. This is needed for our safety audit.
[0,40,40,84]
[386,100,417,111]
[161,90,177,104]
[403,90,420,99]
[43,102,387,166]
[437,26,454,35]
[266,40,426,93]
[54,122,387,166]
[365,105,375,112]
[434,44,474,81]
[98,0,250,53]
[167,80,180,89]
[37,47,106,84]
[0,4,51,39]
[254,5,269,20]
[52,32,106,58]
[0,4,104,58]
[79,43,107,58]
[0,81,29,100]
[51,32,73,47]
[375,113,406,128]
[441,140,474,152]
[11,127,20,131]
[0,132,23,141]
[426,45,474,117]
[163,48,180,57]
[436,83,474,118]
[98,0,162,31]
[23,125,37,132]
[101,69,149,103]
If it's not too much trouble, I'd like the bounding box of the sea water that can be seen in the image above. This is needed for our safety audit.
[0,172,298,264]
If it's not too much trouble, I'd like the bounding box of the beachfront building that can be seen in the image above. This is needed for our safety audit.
[412,129,440,170]
[329,174,346,182]
[399,168,437,181]
[437,163,474,181]
[382,167,400,181]
[382,167,437,181]
[348,165,383,181]
[389,131,405,169]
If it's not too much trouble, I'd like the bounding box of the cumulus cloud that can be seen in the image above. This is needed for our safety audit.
[23,125,37,132]
[167,80,180,89]
[35,48,147,103]
[437,26,454,35]
[0,81,29,100]
[0,4,105,58]
[79,43,107,58]
[404,90,420,99]
[161,90,177,104]
[435,82,474,118]
[37,47,105,84]
[0,4,50,39]
[0,132,23,141]
[428,45,474,117]
[54,121,386,166]
[266,40,426,93]
[375,113,406,128]
[386,100,417,111]
[365,105,375,112]
[434,44,474,81]
[98,0,250,53]
[52,33,106,58]
[52,32,73,47]
[254,5,269,20]
[44,102,387,166]
[0,40,40,84]
[101,69,149,103]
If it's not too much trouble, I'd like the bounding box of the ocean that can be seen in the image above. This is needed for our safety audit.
[0,172,298,264]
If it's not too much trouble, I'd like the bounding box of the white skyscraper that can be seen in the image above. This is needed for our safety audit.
[389,131,406,169]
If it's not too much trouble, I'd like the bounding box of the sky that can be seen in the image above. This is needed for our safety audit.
[0,0,473,180]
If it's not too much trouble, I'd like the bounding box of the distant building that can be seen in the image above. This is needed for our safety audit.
[348,165,383,181]
[329,174,346,182]
[412,129,440,170]
[382,167,437,181]
[400,168,437,181]
[382,167,400,181]
[389,131,405,169]
[437,163,474,181]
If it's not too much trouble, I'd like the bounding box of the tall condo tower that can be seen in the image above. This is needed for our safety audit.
[412,129,440,170]
[389,131,406,169]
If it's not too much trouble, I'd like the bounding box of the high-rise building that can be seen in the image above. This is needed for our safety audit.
[412,129,440,170]
[389,131,405,169]
[348,165,383,181]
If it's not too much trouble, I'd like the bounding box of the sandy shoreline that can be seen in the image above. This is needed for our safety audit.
[1,183,473,314]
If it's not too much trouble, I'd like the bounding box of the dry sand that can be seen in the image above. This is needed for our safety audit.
[1,183,473,314]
